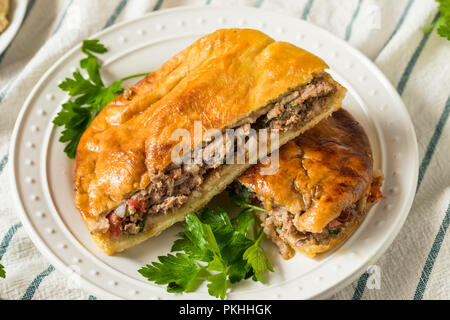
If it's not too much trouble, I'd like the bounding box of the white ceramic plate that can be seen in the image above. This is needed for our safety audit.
[10,6,418,300]
[0,0,27,56]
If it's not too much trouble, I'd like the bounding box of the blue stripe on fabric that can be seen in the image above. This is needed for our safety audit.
[385,0,415,45]
[352,272,369,300]
[345,0,363,41]
[255,0,264,8]
[153,0,164,11]
[51,0,74,35]
[103,0,129,29]
[0,0,37,65]
[301,0,314,20]
[397,12,440,95]
[21,265,56,300]
[353,95,449,299]
[351,11,442,301]
[0,80,14,103]
[88,295,97,300]
[417,95,450,191]
[414,203,450,299]
[0,154,8,175]
[23,0,37,20]
[0,223,23,259]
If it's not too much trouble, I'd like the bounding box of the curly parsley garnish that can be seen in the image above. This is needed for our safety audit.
[53,39,148,158]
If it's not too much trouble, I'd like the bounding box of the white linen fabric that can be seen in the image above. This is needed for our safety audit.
[0,0,448,300]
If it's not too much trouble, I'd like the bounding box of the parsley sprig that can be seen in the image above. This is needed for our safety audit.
[426,0,450,40]
[53,39,148,158]
[139,204,272,300]
[0,261,5,278]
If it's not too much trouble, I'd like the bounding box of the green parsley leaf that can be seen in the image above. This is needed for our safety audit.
[207,272,229,300]
[328,228,340,236]
[82,39,108,55]
[85,57,103,86]
[239,185,253,201]
[425,1,450,40]
[208,254,227,272]
[234,208,255,236]
[228,190,266,212]
[198,208,234,249]
[54,39,148,159]
[0,262,5,278]
[243,232,274,282]
[171,232,213,262]
[185,214,221,256]
[221,231,254,264]
[198,208,234,236]
[138,253,203,293]
[228,259,252,283]
[436,13,450,40]
[141,205,272,299]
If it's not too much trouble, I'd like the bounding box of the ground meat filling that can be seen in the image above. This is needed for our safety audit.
[104,125,251,237]
[230,182,364,259]
[257,76,336,131]
[106,162,213,238]
[104,76,336,238]
[264,203,361,250]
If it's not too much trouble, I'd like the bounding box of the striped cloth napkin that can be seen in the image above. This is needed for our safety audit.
[0,0,448,300]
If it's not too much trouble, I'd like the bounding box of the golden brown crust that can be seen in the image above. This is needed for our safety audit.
[88,90,346,255]
[238,109,373,234]
[74,28,333,227]
[0,0,9,34]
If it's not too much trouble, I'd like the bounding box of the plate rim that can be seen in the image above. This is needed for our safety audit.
[0,0,28,56]
[9,5,419,300]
